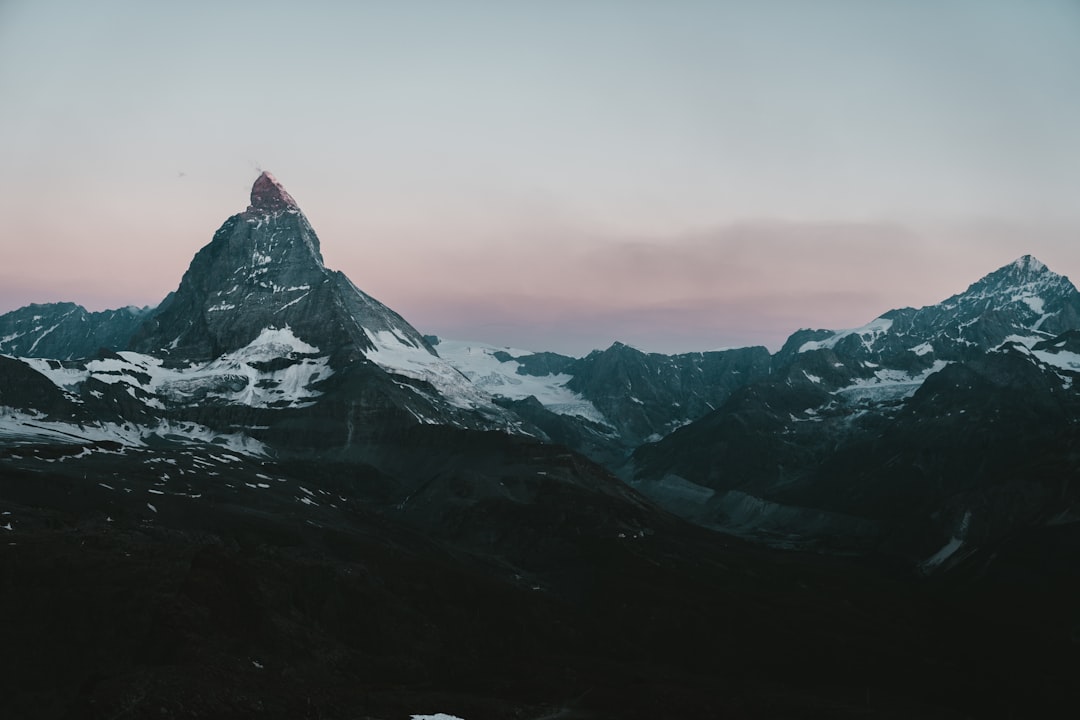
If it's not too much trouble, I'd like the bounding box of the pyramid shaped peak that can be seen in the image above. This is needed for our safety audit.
[248,171,299,212]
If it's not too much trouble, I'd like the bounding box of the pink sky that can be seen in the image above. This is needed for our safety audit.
[2,2,1079,354]
[2,173,1077,355]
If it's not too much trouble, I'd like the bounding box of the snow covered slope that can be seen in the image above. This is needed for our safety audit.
[429,338,609,424]
[25,326,331,410]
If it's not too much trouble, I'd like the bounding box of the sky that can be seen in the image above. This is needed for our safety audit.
[2,1,1079,355]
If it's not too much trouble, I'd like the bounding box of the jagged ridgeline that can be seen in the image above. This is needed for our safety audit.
[2,172,1080,569]
[2,173,535,458]
[128,172,434,363]
[3,173,1080,717]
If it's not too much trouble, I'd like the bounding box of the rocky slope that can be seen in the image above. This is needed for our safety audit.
[430,337,772,465]
[632,256,1080,565]
[2,173,535,467]
[4,411,1078,719]
[0,302,153,360]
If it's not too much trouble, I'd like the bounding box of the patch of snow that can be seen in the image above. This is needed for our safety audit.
[834,360,950,403]
[922,537,963,569]
[364,331,491,411]
[1018,295,1045,315]
[802,371,822,384]
[1014,255,1047,272]
[1031,312,1055,332]
[40,327,335,410]
[27,320,64,354]
[365,332,545,420]
[273,290,311,314]
[910,342,933,356]
[21,358,89,392]
[999,334,1044,349]
[433,339,610,425]
[0,405,267,457]
[798,317,893,353]
[920,511,971,572]
[1034,348,1080,371]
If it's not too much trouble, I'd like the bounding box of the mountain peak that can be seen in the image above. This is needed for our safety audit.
[248,171,299,213]
[1012,254,1047,274]
[967,254,1067,297]
[970,254,1065,296]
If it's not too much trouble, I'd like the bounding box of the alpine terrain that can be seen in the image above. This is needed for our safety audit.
[2,174,1078,719]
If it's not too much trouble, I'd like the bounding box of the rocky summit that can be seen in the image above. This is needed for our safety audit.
[129,171,434,365]
[248,170,299,211]
[2,174,1079,718]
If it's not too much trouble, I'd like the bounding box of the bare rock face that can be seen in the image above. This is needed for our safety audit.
[565,342,772,447]
[247,171,299,212]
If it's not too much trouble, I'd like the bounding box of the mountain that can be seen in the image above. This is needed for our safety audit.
[125,172,509,425]
[565,341,772,445]
[129,172,426,363]
[631,255,1080,565]
[3,175,1080,717]
[1,173,534,464]
[770,254,1080,392]
[428,337,772,466]
[0,302,153,360]
[420,256,1079,473]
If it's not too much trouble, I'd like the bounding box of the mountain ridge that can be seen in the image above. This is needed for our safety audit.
[3,175,1080,717]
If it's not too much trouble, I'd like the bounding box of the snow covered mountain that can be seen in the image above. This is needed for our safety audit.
[6,175,1080,718]
[1,173,533,463]
[429,338,607,424]
[0,170,771,470]
[776,254,1080,385]
[3,172,1079,577]
[130,172,430,363]
[429,336,773,465]
[631,255,1080,567]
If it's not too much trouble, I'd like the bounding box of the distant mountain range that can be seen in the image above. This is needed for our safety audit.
[631,255,1080,562]
[4,172,1080,563]
[3,173,1079,717]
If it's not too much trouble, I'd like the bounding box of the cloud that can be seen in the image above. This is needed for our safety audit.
[352,219,979,354]
[352,215,1080,355]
